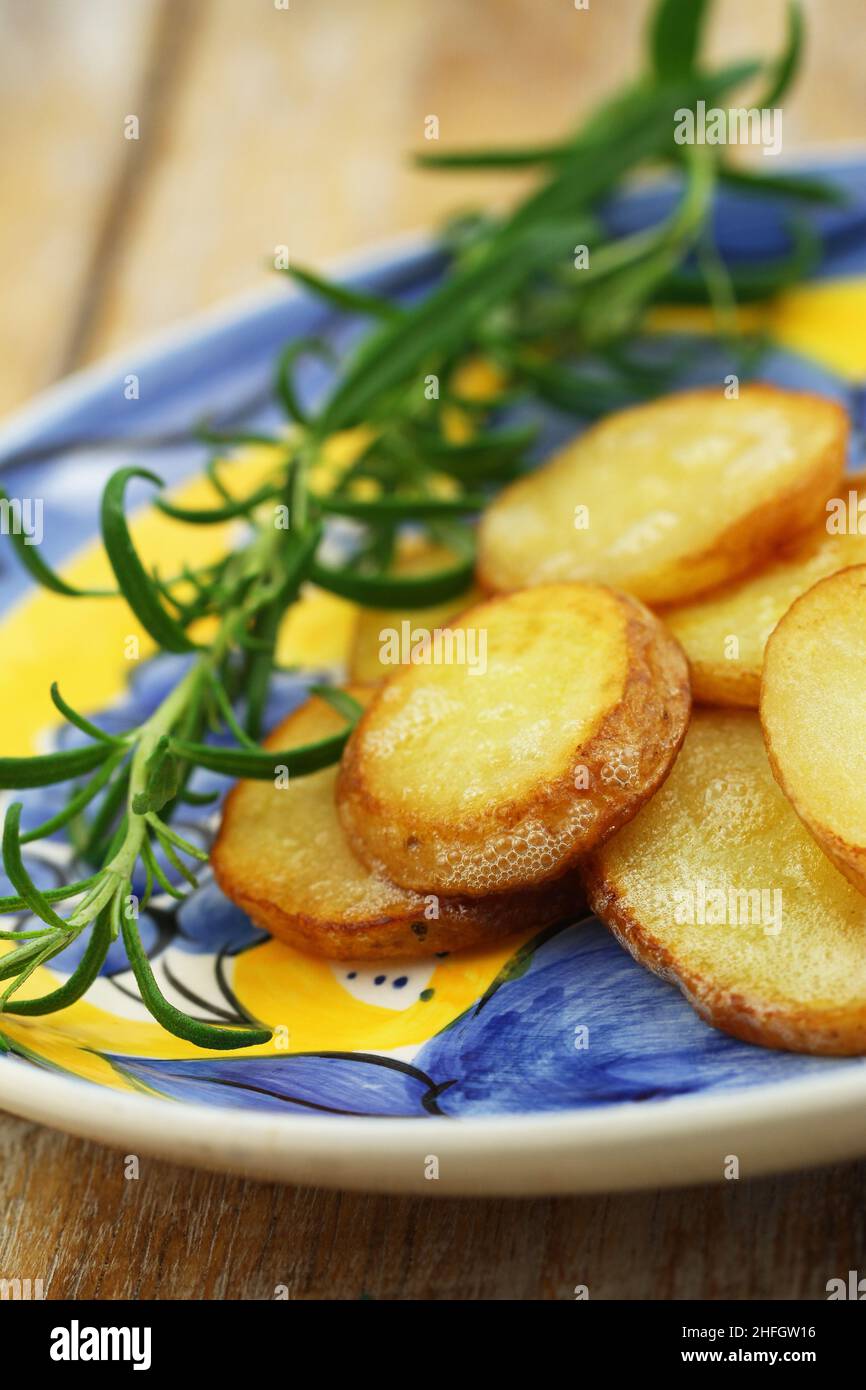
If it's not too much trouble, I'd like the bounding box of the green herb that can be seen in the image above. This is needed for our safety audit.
[0,0,820,1048]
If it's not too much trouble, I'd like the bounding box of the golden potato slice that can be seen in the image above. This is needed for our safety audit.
[337,584,690,897]
[477,386,846,604]
[212,690,581,959]
[348,539,480,686]
[665,474,866,706]
[761,565,866,897]
[585,710,866,1055]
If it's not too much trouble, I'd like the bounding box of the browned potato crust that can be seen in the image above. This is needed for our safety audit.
[337,584,690,897]
[664,473,866,707]
[212,689,582,959]
[760,565,866,897]
[585,710,866,1055]
[477,385,847,604]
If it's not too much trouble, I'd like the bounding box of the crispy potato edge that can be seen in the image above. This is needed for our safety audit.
[210,691,587,958]
[476,385,848,604]
[760,563,866,898]
[337,585,691,897]
[584,856,866,1056]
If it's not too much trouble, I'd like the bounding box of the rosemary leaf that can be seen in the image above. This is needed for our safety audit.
[0,875,101,916]
[101,468,198,653]
[0,933,67,983]
[2,910,111,1016]
[308,686,366,724]
[130,734,182,816]
[0,487,115,598]
[316,492,486,521]
[155,481,281,525]
[275,338,335,425]
[144,814,208,863]
[20,748,128,845]
[414,141,569,171]
[2,804,75,931]
[660,217,820,302]
[757,0,804,108]
[648,0,711,80]
[120,909,271,1049]
[50,683,129,746]
[308,546,474,609]
[315,223,573,435]
[718,167,846,206]
[171,723,356,780]
[140,837,187,901]
[281,264,403,320]
[0,742,110,790]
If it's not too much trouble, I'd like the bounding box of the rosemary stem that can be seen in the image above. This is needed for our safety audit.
[104,500,297,892]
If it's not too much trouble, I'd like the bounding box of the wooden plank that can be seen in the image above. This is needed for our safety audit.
[7,0,866,404]
[0,1112,863,1299]
[0,0,160,417]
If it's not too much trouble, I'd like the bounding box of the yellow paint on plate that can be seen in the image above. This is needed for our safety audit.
[648,277,866,379]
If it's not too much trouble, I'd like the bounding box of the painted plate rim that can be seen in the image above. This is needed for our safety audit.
[3,1042,866,1194]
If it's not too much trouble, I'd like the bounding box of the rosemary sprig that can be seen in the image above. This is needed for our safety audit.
[0,0,824,1048]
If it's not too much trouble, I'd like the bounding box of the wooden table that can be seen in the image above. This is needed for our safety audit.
[2,1116,865,1298]
[2,0,865,1300]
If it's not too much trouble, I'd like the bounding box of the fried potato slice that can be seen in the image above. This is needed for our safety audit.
[665,474,866,706]
[337,583,690,897]
[348,539,481,685]
[477,386,846,604]
[760,565,866,897]
[585,710,866,1055]
[212,689,581,959]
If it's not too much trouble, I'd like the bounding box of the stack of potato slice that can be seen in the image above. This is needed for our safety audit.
[213,685,584,959]
[214,584,690,957]
[216,382,866,1054]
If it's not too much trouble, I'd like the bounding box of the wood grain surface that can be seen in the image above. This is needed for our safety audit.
[1,1112,866,1295]
[2,0,866,1301]
[3,0,865,417]
[1,1113,864,1300]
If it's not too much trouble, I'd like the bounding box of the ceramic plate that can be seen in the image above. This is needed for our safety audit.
[3,163,866,1195]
